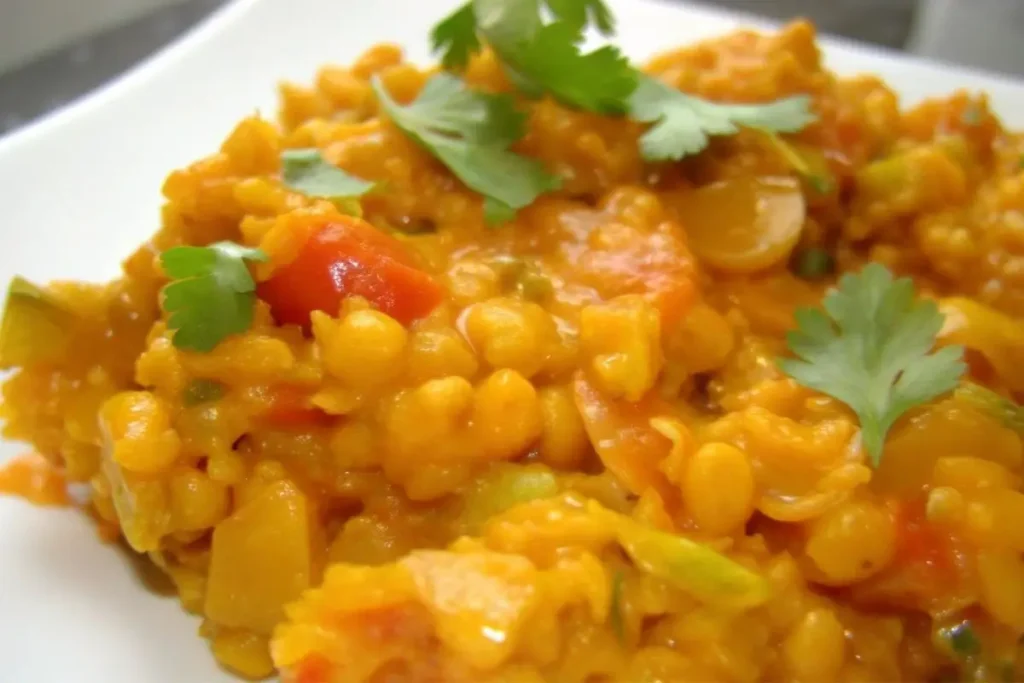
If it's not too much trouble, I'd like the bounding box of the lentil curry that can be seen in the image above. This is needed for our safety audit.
[2,2,1024,681]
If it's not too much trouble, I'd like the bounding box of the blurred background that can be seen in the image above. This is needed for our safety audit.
[1,0,1023,137]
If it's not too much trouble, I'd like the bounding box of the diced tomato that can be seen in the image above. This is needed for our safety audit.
[892,498,957,579]
[257,217,444,328]
[851,499,964,612]
[263,385,334,428]
[289,656,330,683]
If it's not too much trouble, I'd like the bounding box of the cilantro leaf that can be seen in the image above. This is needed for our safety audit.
[385,72,527,146]
[430,2,480,70]
[431,0,636,115]
[544,0,615,35]
[160,242,267,352]
[499,21,637,114]
[777,263,966,465]
[473,0,544,49]
[630,75,817,161]
[372,73,561,223]
[484,197,518,225]
[281,148,374,212]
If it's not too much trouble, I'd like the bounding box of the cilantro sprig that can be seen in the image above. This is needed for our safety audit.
[372,73,561,223]
[430,0,815,162]
[160,242,267,352]
[778,263,966,465]
[501,22,636,114]
[630,75,817,162]
[280,148,374,212]
[433,0,616,66]
[432,0,635,114]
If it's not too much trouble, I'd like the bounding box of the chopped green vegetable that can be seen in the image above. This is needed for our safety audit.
[759,129,834,193]
[778,263,966,466]
[160,242,268,353]
[609,569,626,643]
[517,270,554,301]
[460,463,559,532]
[792,247,835,280]
[489,254,528,285]
[808,174,834,194]
[373,73,561,223]
[0,276,74,369]
[280,148,374,213]
[1018,154,1024,170]
[955,382,1024,434]
[943,621,981,657]
[587,500,770,610]
[432,0,636,114]
[630,75,816,162]
[490,255,554,300]
[183,378,225,406]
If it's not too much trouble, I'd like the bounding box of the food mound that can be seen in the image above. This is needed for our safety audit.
[2,1,1023,681]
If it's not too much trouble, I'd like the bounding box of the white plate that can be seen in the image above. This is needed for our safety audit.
[2,1,1024,681]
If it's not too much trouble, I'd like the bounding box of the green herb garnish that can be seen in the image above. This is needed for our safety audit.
[502,22,636,114]
[372,73,561,223]
[280,148,374,212]
[429,1,821,214]
[431,0,633,114]
[160,242,268,352]
[182,378,225,406]
[426,0,817,206]
[431,3,481,70]
[544,0,615,35]
[792,247,835,280]
[778,263,966,465]
[629,75,816,162]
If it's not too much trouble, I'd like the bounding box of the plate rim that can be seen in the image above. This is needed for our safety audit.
[4,0,1024,160]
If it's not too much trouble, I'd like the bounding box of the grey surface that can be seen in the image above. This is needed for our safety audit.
[0,0,917,137]
[708,0,917,49]
[0,0,227,135]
